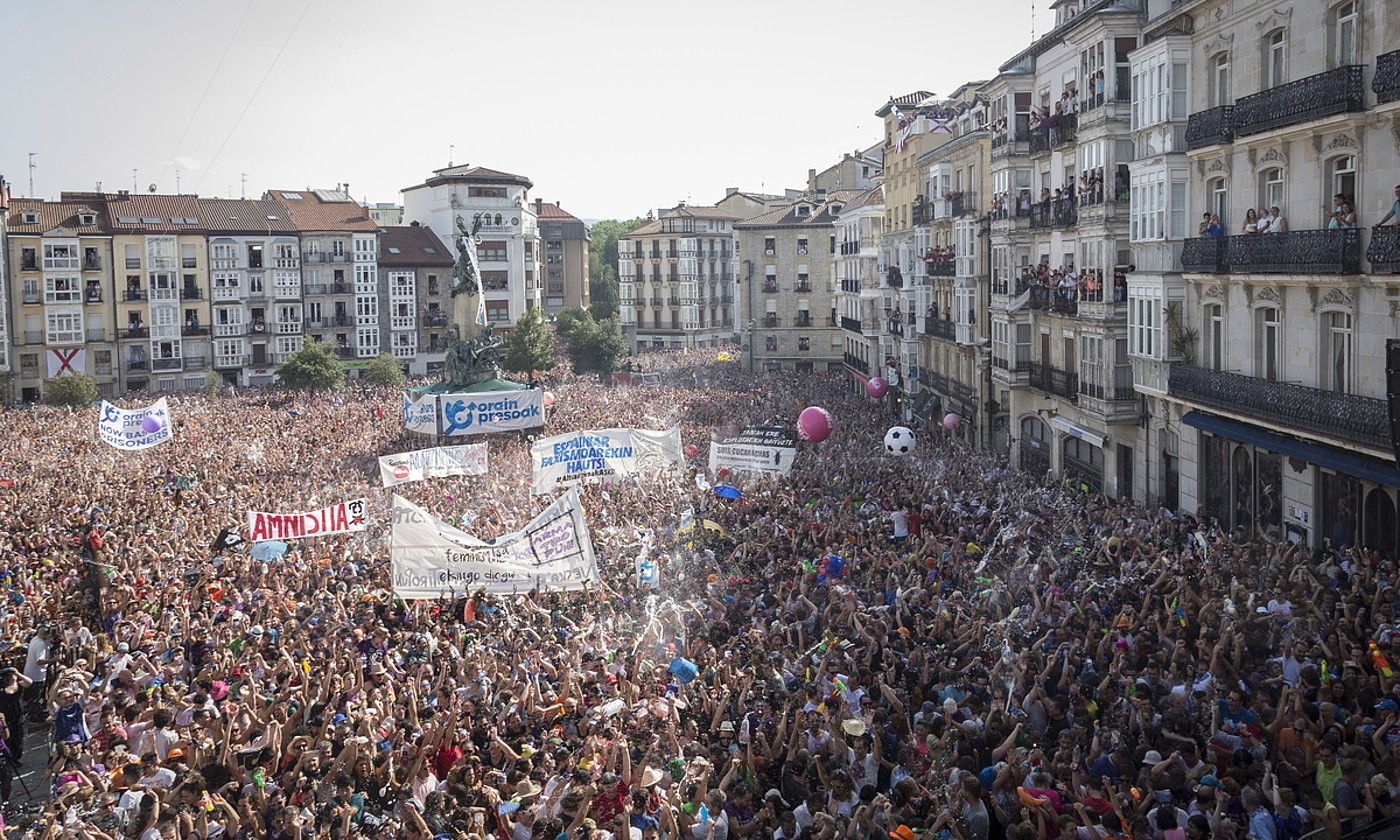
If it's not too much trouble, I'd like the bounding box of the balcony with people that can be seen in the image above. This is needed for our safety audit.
[1029,190,1078,229]
[923,306,956,342]
[1183,200,1365,274]
[923,246,956,277]
[1019,264,1126,319]
[989,116,1030,158]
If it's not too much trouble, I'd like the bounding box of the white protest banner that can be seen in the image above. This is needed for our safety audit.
[529,427,682,494]
[440,389,544,436]
[379,444,488,488]
[402,392,439,435]
[246,498,368,542]
[708,425,797,476]
[97,398,173,451]
[391,488,601,598]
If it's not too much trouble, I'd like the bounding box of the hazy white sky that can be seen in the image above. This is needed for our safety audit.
[3,0,1054,220]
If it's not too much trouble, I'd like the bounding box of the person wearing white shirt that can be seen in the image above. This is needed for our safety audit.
[890,507,909,541]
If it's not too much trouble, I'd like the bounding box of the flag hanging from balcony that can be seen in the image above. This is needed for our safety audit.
[892,104,910,153]
[927,116,954,134]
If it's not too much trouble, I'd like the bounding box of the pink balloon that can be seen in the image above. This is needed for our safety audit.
[797,406,833,443]
[543,391,556,408]
[684,444,699,458]
[865,377,888,399]
[942,412,962,430]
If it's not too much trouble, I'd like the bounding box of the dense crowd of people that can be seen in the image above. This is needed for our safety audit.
[1,349,1397,840]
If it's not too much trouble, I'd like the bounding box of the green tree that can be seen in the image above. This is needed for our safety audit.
[567,314,628,375]
[276,340,345,390]
[587,218,643,319]
[361,353,407,386]
[43,372,99,407]
[554,306,590,339]
[502,308,556,373]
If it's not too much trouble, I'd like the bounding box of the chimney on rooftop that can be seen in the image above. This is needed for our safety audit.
[677,200,686,209]
[535,198,542,215]
[725,187,738,197]
[808,169,817,183]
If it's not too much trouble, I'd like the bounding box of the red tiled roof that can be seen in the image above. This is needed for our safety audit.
[263,190,378,232]
[408,164,534,192]
[379,224,454,267]
[197,198,300,234]
[534,201,579,222]
[6,198,110,235]
[875,91,936,117]
[98,193,204,232]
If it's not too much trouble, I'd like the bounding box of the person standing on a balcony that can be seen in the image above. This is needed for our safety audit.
[1378,184,1400,225]
[1324,194,1356,229]
[1241,209,1259,235]
[1206,216,1226,238]
[1259,207,1286,234]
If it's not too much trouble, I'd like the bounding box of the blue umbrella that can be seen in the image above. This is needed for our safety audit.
[713,484,742,500]
[250,540,289,562]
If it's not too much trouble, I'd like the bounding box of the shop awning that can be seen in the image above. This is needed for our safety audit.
[1182,410,1400,488]
[1050,416,1105,449]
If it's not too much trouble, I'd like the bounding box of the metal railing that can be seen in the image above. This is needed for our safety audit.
[1227,229,1360,274]
[843,352,869,375]
[1029,362,1079,401]
[840,316,863,335]
[1376,49,1400,104]
[924,316,956,341]
[1181,237,1228,273]
[1185,105,1233,150]
[1169,363,1389,449]
[1231,65,1365,138]
[152,358,183,371]
[1368,226,1400,273]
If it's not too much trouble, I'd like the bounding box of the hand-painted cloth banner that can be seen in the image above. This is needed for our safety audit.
[97,398,173,451]
[530,427,682,494]
[440,389,544,436]
[379,444,488,488]
[708,425,797,476]
[391,488,601,598]
[402,392,439,435]
[246,499,368,542]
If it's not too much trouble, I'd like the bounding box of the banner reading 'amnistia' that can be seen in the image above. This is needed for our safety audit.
[246,499,368,542]
[390,489,600,597]
[529,427,682,494]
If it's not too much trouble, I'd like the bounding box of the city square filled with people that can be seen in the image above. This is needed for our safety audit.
[1,351,1397,840]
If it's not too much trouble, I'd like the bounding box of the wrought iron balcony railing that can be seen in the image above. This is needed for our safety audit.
[1180,237,1229,273]
[1227,229,1360,274]
[1367,225,1400,273]
[840,316,864,335]
[925,258,955,277]
[1168,363,1389,449]
[1231,65,1365,138]
[1028,362,1078,401]
[843,352,869,374]
[1376,49,1400,105]
[924,315,955,341]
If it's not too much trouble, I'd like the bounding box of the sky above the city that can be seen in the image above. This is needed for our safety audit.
[3,0,1055,221]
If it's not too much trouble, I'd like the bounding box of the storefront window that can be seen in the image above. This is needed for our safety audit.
[1020,417,1050,476]
[1231,446,1253,536]
[1317,470,1360,550]
[1063,437,1104,493]
[1255,451,1283,542]
[1363,488,1396,558]
[1199,433,1230,526]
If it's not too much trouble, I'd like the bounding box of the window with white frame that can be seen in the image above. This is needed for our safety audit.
[1334,1,1357,67]
[44,276,82,304]
[1203,303,1224,370]
[46,310,84,344]
[1169,180,1187,240]
[1255,307,1280,381]
[1264,29,1287,88]
[215,307,243,326]
[1329,155,1357,203]
[356,296,378,319]
[1207,177,1229,223]
[1322,311,1352,393]
[276,305,300,325]
[1014,323,1031,366]
[356,327,380,356]
[1130,172,1166,241]
[992,320,1010,364]
[275,336,302,356]
[1078,140,1105,180]
[273,271,300,298]
[215,339,243,360]
[1259,167,1284,212]
[1129,290,1162,358]
[1209,53,1230,108]
[1080,335,1105,396]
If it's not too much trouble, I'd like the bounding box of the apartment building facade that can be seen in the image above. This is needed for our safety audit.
[533,200,590,315]
[195,198,302,385]
[5,195,117,401]
[736,191,855,373]
[265,189,380,365]
[0,177,11,388]
[915,99,994,445]
[401,165,539,330]
[378,223,453,376]
[987,0,1142,497]
[618,203,742,351]
[1128,0,1400,553]
[836,186,886,387]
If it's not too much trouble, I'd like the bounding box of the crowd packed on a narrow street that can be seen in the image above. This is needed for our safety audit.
[0,350,1396,840]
